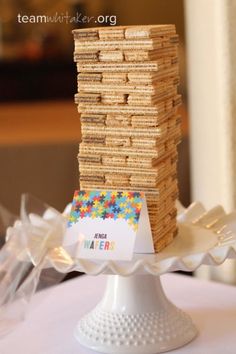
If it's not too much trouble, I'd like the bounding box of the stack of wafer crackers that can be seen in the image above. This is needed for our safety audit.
[73,25,181,252]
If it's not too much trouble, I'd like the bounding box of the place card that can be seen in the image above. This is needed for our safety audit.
[64,190,154,260]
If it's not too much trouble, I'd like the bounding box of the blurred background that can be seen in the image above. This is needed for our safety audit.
[0,0,236,284]
[0,0,188,212]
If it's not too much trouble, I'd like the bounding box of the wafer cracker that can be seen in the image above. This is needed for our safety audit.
[153,227,177,252]
[73,25,176,41]
[99,50,124,62]
[81,128,180,151]
[126,156,162,169]
[73,28,98,41]
[129,169,177,188]
[78,147,177,170]
[149,205,177,221]
[78,77,179,95]
[76,95,180,115]
[78,154,101,164]
[77,69,179,86]
[79,137,176,158]
[104,174,129,185]
[105,174,130,186]
[80,113,106,125]
[74,38,164,52]
[81,125,169,139]
[127,88,177,106]
[73,25,177,52]
[105,136,131,147]
[77,60,167,73]
[127,66,179,83]
[152,222,177,241]
[77,103,161,115]
[106,114,131,127]
[148,204,177,223]
[99,28,125,40]
[124,25,176,39]
[74,47,178,64]
[130,110,176,128]
[151,219,177,238]
[74,51,98,62]
[77,92,101,104]
[79,158,177,179]
[83,136,105,145]
[101,93,127,104]
[124,48,178,62]
[149,205,177,223]
[102,155,127,166]
[102,72,127,83]
[79,173,104,183]
[81,117,179,138]
[78,72,102,82]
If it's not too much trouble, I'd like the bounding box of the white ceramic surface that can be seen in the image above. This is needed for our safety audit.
[75,275,197,354]
[4,200,236,353]
[72,202,236,354]
[49,202,236,276]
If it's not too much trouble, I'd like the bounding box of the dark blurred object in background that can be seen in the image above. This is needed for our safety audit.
[0,60,76,102]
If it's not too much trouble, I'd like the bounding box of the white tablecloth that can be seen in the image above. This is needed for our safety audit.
[0,273,236,354]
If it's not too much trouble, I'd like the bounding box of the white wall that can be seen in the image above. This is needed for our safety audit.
[185,0,236,283]
[185,0,236,212]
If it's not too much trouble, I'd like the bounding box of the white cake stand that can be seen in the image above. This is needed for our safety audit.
[49,202,236,354]
[75,273,197,354]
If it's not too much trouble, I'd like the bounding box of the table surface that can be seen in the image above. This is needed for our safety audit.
[0,273,236,354]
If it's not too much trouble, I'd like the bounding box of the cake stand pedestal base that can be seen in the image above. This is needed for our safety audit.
[75,274,197,354]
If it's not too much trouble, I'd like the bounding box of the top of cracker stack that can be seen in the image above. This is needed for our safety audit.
[73,25,179,80]
[73,25,178,61]
[73,24,176,39]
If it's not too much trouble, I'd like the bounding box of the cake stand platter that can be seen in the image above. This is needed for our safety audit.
[48,202,236,354]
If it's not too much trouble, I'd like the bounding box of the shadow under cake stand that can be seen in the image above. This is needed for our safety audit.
[70,220,236,354]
